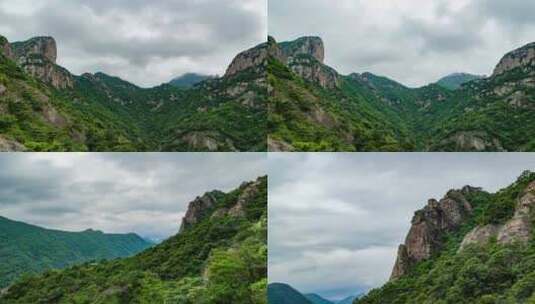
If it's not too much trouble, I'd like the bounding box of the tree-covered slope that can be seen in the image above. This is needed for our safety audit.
[357,170,535,304]
[1,176,267,304]
[268,36,535,152]
[305,293,334,304]
[0,216,152,289]
[0,34,266,152]
[436,73,484,90]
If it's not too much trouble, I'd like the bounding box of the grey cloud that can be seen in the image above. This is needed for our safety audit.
[0,153,266,241]
[0,0,266,87]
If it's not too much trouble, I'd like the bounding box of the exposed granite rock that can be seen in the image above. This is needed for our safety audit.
[179,131,237,152]
[267,137,295,152]
[280,36,325,63]
[440,131,505,152]
[277,36,339,89]
[225,41,267,77]
[179,192,220,232]
[0,136,27,152]
[10,37,73,89]
[390,190,474,280]
[0,84,6,95]
[0,35,14,60]
[228,179,262,217]
[493,42,535,76]
[460,181,535,251]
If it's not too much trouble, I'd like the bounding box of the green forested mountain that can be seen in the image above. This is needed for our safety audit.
[268,283,313,304]
[169,73,215,88]
[436,73,484,90]
[305,293,334,304]
[268,36,535,152]
[0,35,266,152]
[1,176,267,304]
[357,170,535,304]
[0,216,152,289]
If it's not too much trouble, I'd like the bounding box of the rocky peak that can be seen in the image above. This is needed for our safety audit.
[7,36,73,89]
[179,191,221,233]
[460,180,535,251]
[224,41,267,77]
[493,42,535,77]
[280,36,325,63]
[12,36,57,63]
[0,35,14,60]
[390,190,473,280]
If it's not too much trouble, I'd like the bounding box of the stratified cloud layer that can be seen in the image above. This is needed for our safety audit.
[0,153,266,241]
[268,153,535,300]
[0,0,267,87]
[269,0,535,87]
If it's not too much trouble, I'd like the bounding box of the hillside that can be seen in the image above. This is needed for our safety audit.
[0,216,152,289]
[436,73,484,90]
[268,36,535,152]
[1,176,267,303]
[168,73,215,88]
[305,293,333,304]
[268,283,313,304]
[357,170,535,304]
[0,35,266,152]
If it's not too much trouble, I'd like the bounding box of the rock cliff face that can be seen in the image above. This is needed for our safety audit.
[275,36,339,89]
[459,180,535,250]
[0,35,14,60]
[493,42,535,76]
[390,187,476,280]
[225,41,267,77]
[179,192,221,233]
[9,36,73,89]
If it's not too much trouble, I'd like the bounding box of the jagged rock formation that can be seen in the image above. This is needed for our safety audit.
[493,42,535,76]
[459,180,535,250]
[0,35,14,60]
[274,36,339,89]
[225,41,268,77]
[390,186,478,280]
[9,36,73,89]
[179,192,221,232]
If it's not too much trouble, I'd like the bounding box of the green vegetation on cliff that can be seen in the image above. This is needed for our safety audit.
[357,171,535,304]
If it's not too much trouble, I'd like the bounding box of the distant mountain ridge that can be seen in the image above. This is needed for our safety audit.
[168,73,215,88]
[0,216,152,288]
[436,73,485,90]
[268,36,535,152]
[268,282,361,304]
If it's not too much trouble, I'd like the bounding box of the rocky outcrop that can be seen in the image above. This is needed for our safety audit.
[227,179,263,217]
[276,36,339,89]
[390,189,475,280]
[439,131,505,152]
[0,35,14,60]
[179,192,221,232]
[493,42,535,76]
[0,136,26,152]
[225,41,267,77]
[10,37,73,89]
[460,180,535,251]
[280,36,325,64]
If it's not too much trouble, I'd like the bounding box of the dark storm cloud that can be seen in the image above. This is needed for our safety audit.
[0,0,266,87]
[0,153,266,241]
[268,153,535,301]
[269,0,535,87]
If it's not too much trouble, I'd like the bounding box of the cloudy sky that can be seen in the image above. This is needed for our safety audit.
[0,0,266,87]
[269,0,535,87]
[0,153,266,242]
[268,153,535,301]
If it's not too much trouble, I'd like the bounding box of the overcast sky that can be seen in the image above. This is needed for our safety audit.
[268,153,535,301]
[0,153,266,242]
[269,0,535,87]
[0,0,266,87]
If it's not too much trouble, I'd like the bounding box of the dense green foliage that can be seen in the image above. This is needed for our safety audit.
[268,42,535,152]
[357,171,535,304]
[268,283,313,304]
[0,216,152,289]
[2,177,267,304]
[0,47,265,152]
